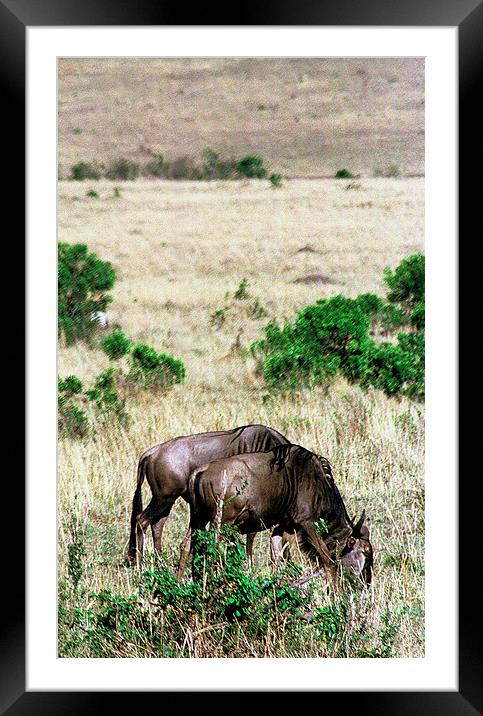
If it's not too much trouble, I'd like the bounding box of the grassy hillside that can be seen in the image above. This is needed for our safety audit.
[58,177,425,658]
[58,58,424,178]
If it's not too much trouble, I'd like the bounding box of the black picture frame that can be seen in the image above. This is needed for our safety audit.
[4,0,478,713]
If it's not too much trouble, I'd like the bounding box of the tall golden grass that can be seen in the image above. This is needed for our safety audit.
[58,177,424,657]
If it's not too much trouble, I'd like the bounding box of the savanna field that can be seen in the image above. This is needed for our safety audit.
[58,176,425,657]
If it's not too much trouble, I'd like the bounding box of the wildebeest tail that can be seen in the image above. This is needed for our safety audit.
[127,455,148,560]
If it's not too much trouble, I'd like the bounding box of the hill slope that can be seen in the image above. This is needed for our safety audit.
[58,58,424,178]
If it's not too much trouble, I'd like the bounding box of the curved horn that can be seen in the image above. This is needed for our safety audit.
[352,509,366,536]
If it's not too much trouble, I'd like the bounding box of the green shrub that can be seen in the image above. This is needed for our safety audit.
[252,295,374,390]
[105,158,140,181]
[362,334,424,400]
[201,149,237,180]
[84,368,130,424]
[269,173,283,187]
[250,256,425,400]
[236,155,268,179]
[58,242,116,344]
[335,168,353,179]
[86,189,99,198]
[143,154,167,177]
[70,161,103,181]
[410,301,425,330]
[165,156,202,180]
[101,329,132,361]
[128,343,186,390]
[373,164,401,178]
[384,253,424,314]
[58,376,89,438]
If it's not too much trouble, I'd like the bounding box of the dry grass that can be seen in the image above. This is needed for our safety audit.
[58,177,424,658]
[58,58,424,178]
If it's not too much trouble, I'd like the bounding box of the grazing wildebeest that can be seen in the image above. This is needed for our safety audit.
[127,424,290,566]
[188,443,373,585]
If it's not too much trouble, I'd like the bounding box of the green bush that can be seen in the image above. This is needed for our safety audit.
[143,154,167,177]
[165,156,202,180]
[84,368,129,425]
[70,161,103,181]
[362,333,425,399]
[58,376,89,438]
[335,168,353,179]
[250,256,425,400]
[236,155,268,179]
[201,149,237,180]
[252,295,374,390]
[128,343,186,390]
[105,158,140,181]
[384,253,424,314]
[269,173,283,187]
[101,329,132,361]
[58,242,116,345]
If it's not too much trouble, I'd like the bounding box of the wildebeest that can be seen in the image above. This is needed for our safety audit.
[127,424,290,566]
[188,443,373,585]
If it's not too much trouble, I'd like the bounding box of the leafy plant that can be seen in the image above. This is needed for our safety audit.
[269,173,283,187]
[235,155,268,179]
[58,376,88,438]
[84,368,129,424]
[384,253,424,314]
[250,256,425,400]
[128,344,186,390]
[105,158,140,181]
[58,242,116,344]
[335,168,353,179]
[101,329,132,361]
[70,161,103,181]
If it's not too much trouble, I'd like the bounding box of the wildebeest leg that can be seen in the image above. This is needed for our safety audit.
[270,526,285,565]
[135,498,175,566]
[281,531,295,560]
[299,521,337,584]
[177,525,192,580]
[151,515,169,557]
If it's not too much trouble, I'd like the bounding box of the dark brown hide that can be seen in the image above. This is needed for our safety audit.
[127,424,290,564]
[189,444,373,584]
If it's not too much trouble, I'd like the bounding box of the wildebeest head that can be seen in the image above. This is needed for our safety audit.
[338,510,373,585]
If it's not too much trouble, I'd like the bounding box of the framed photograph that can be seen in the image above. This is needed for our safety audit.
[3,0,477,712]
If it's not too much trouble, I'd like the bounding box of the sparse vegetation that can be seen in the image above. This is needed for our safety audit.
[374,164,401,178]
[70,161,103,181]
[105,158,140,181]
[269,173,283,188]
[58,177,424,658]
[68,149,281,184]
